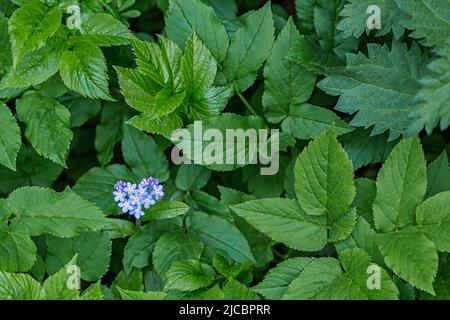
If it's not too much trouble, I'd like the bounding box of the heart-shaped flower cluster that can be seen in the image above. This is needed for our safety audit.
[113,177,164,219]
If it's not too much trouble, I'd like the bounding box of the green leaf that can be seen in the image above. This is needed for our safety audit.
[394,0,450,47]
[60,93,101,128]
[182,32,232,120]
[408,44,450,134]
[294,129,356,240]
[9,0,62,64]
[127,112,184,135]
[231,199,327,252]
[121,124,169,181]
[166,0,229,62]
[60,39,112,100]
[373,137,427,232]
[79,13,132,46]
[172,113,267,172]
[338,0,406,39]
[0,227,36,272]
[188,211,255,263]
[122,220,180,275]
[223,3,275,92]
[0,271,44,300]
[46,232,112,282]
[0,102,20,171]
[117,287,167,300]
[0,13,12,76]
[426,152,450,198]
[153,231,204,275]
[73,165,138,215]
[263,18,315,123]
[95,102,126,167]
[253,257,313,299]
[284,248,398,299]
[284,258,341,299]
[81,282,104,300]
[341,128,397,170]
[16,92,72,167]
[376,226,438,295]
[140,201,189,222]
[223,279,260,300]
[2,30,66,88]
[416,191,450,253]
[165,259,215,291]
[175,164,211,191]
[0,146,63,195]
[7,187,108,238]
[318,42,426,140]
[43,256,79,300]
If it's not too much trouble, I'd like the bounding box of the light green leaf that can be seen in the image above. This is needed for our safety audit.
[231,199,327,252]
[294,129,356,241]
[0,227,36,272]
[0,271,44,300]
[140,201,189,222]
[175,164,211,191]
[153,231,204,275]
[166,0,229,62]
[117,287,167,300]
[253,257,313,300]
[7,187,108,238]
[60,39,112,100]
[373,137,427,232]
[9,0,62,64]
[376,226,438,295]
[79,13,132,46]
[165,259,215,291]
[0,102,20,171]
[416,191,450,253]
[43,256,79,300]
[46,232,112,282]
[223,3,275,92]
[188,211,255,263]
[16,92,72,167]
[223,279,260,300]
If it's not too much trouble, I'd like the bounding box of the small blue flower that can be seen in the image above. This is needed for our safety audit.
[143,196,156,209]
[151,184,164,200]
[113,177,164,220]
[119,201,133,213]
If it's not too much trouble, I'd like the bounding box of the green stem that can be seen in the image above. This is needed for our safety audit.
[236,91,257,116]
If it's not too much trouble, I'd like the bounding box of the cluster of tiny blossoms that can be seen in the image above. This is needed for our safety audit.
[113,177,164,219]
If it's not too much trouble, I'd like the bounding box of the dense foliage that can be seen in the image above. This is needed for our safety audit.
[0,0,449,300]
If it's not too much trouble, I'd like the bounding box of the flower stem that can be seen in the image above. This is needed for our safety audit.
[236,91,257,116]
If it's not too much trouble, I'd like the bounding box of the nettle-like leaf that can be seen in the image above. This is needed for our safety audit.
[60,39,113,101]
[338,0,407,39]
[0,13,12,77]
[263,18,352,140]
[232,129,356,251]
[6,187,109,238]
[0,223,37,273]
[0,271,44,300]
[79,13,132,46]
[9,0,62,64]
[373,137,450,295]
[166,0,229,63]
[394,0,450,47]
[0,102,21,171]
[283,248,398,300]
[16,92,73,167]
[222,3,275,93]
[165,259,216,292]
[318,41,426,140]
[408,44,450,134]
